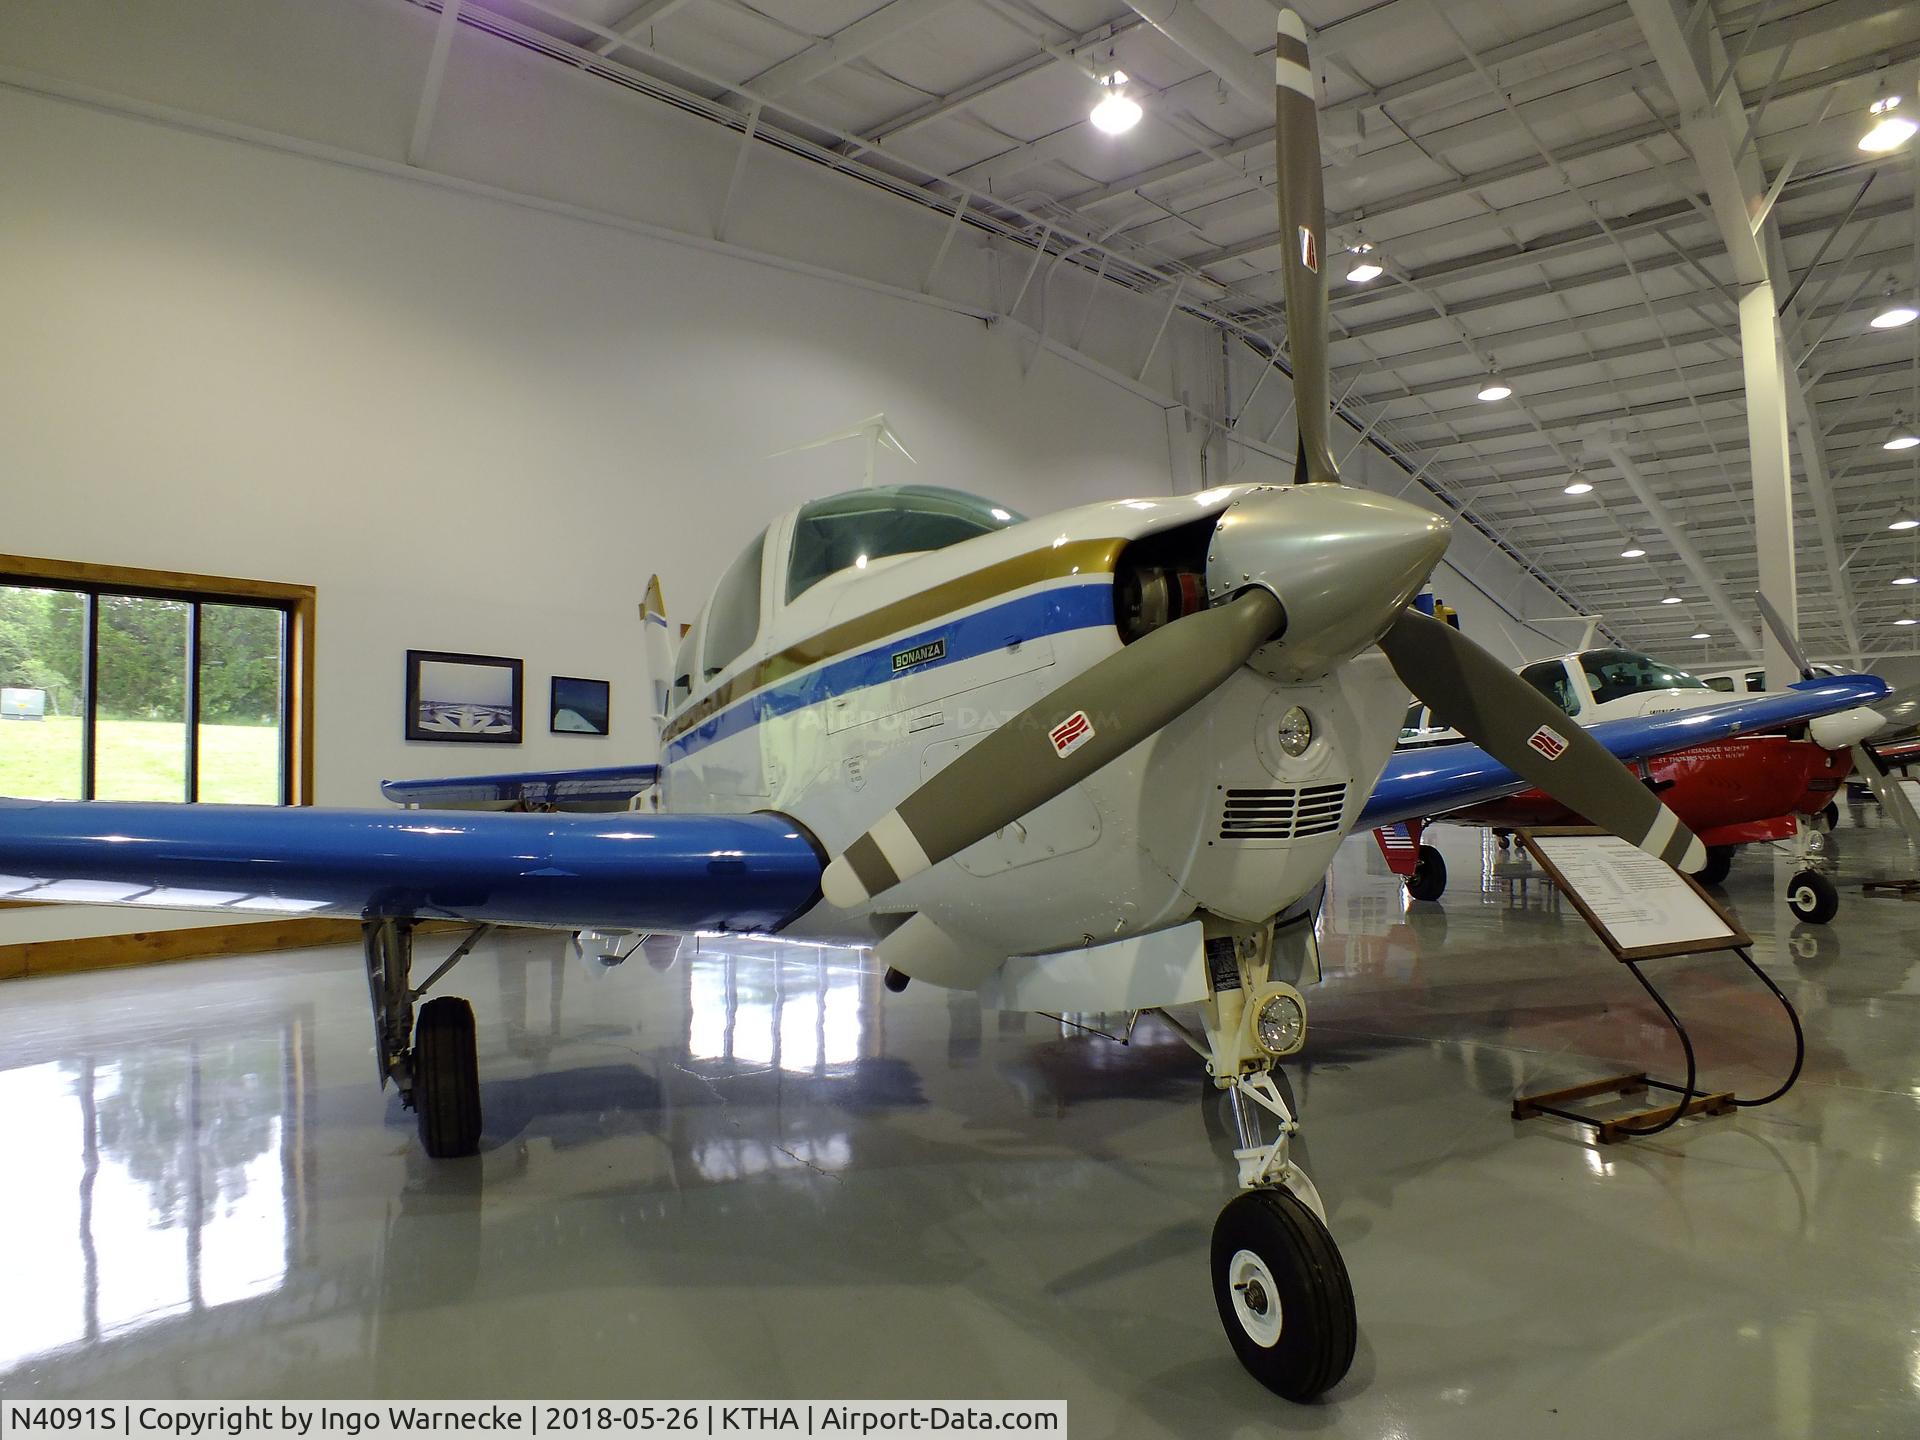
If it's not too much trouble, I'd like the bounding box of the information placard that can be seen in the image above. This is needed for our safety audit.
[1522,830,1749,960]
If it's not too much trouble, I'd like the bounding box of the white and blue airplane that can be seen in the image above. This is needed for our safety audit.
[0,13,1889,1401]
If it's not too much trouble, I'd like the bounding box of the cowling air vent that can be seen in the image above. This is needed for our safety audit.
[1219,784,1348,841]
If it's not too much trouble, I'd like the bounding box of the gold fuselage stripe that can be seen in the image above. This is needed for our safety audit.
[661,537,1128,746]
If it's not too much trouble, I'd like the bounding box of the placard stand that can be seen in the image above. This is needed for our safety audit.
[1507,828,1805,1144]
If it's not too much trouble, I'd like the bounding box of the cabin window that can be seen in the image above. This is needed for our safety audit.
[703,530,766,679]
[1577,648,1710,705]
[1745,670,1765,691]
[670,627,697,710]
[0,560,312,805]
[1704,675,1736,693]
[785,486,1024,602]
[1518,660,1578,717]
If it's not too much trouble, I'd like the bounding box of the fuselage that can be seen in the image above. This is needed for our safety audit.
[654,484,1417,971]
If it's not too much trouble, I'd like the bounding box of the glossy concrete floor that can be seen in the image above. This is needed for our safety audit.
[3,803,1918,1438]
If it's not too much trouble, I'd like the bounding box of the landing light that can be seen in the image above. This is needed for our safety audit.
[1250,986,1307,1058]
[1276,706,1314,757]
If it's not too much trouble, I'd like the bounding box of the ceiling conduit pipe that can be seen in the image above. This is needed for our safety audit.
[1122,0,1273,110]
[1593,438,1763,657]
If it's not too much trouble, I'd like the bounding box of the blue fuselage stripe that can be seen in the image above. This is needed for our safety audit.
[666,582,1115,763]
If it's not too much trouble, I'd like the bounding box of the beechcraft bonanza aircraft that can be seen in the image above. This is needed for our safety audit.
[0,13,1892,1402]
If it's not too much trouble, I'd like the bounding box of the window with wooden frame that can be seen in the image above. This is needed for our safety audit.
[0,557,314,806]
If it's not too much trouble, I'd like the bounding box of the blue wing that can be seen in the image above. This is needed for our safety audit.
[380,763,660,809]
[0,801,819,933]
[1361,674,1891,830]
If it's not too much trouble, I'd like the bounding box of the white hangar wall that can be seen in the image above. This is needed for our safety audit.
[0,0,1582,946]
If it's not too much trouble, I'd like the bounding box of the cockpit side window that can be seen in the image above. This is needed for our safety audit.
[1519,660,1578,716]
[703,530,767,679]
[669,627,697,711]
[1577,648,1710,705]
[786,485,1023,602]
[1704,675,1735,693]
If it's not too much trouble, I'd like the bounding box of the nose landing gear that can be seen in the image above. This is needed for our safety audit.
[1158,918,1356,1401]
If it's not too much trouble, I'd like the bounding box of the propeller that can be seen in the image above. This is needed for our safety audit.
[819,10,1704,912]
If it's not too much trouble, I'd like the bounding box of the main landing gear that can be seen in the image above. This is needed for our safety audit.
[1156,919,1356,1401]
[364,918,489,1157]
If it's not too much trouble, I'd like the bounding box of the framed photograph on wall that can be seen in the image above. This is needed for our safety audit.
[405,650,523,743]
[551,676,611,736]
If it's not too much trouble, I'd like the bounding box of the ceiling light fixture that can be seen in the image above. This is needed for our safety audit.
[1860,95,1918,154]
[1661,595,1684,604]
[1346,241,1383,284]
[1872,300,1918,329]
[1564,479,1593,495]
[1621,545,1647,558]
[1090,70,1143,134]
[1897,618,1918,627]
[1887,430,1920,451]
[1892,519,1920,531]
[1692,631,1711,639]
[1894,576,1919,586]
[1477,379,1512,402]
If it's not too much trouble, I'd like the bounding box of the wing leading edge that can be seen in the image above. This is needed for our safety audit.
[1361,674,1892,831]
[0,801,820,933]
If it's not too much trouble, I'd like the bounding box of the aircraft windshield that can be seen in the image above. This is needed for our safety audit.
[1576,648,1711,705]
[785,485,1025,602]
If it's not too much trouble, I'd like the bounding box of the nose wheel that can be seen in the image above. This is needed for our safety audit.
[1212,1187,1356,1401]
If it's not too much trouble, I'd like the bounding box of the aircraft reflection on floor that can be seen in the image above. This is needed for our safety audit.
[0,1009,313,1374]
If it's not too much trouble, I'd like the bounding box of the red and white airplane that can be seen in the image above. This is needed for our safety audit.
[1383,646,1883,919]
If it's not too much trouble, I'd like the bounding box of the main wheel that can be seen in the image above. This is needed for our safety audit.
[1211,1187,1356,1402]
[1786,870,1839,925]
[1406,844,1447,902]
[413,996,482,1158]
[1822,801,1840,831]
[1696,845,1735,886]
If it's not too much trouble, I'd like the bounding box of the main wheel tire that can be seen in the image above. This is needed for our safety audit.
[1696,845,1735,887]
[1211,1187,1357,1402]
[1786,869,1839,925]
[1406,844,1447,902]
[414,996,482,1158]
[1822,801,1840,831]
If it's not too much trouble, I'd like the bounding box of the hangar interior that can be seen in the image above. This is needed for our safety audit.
[3,0,1920,1432]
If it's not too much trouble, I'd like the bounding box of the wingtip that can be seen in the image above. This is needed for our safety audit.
[821,857,868,909]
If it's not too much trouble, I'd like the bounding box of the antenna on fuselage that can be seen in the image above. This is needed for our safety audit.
[768,413,916,489]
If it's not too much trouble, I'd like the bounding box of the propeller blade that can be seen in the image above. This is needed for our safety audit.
[1274,10,1337,485]
[821,588,1285,907]
[1378,609,1707,871]
[1754,590,1815,681]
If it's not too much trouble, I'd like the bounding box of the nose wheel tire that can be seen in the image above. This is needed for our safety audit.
[1211,1187,1356,1401]
[1786,870,1839,926]
[1405,843,1447,902]
[413,995,482,1158]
